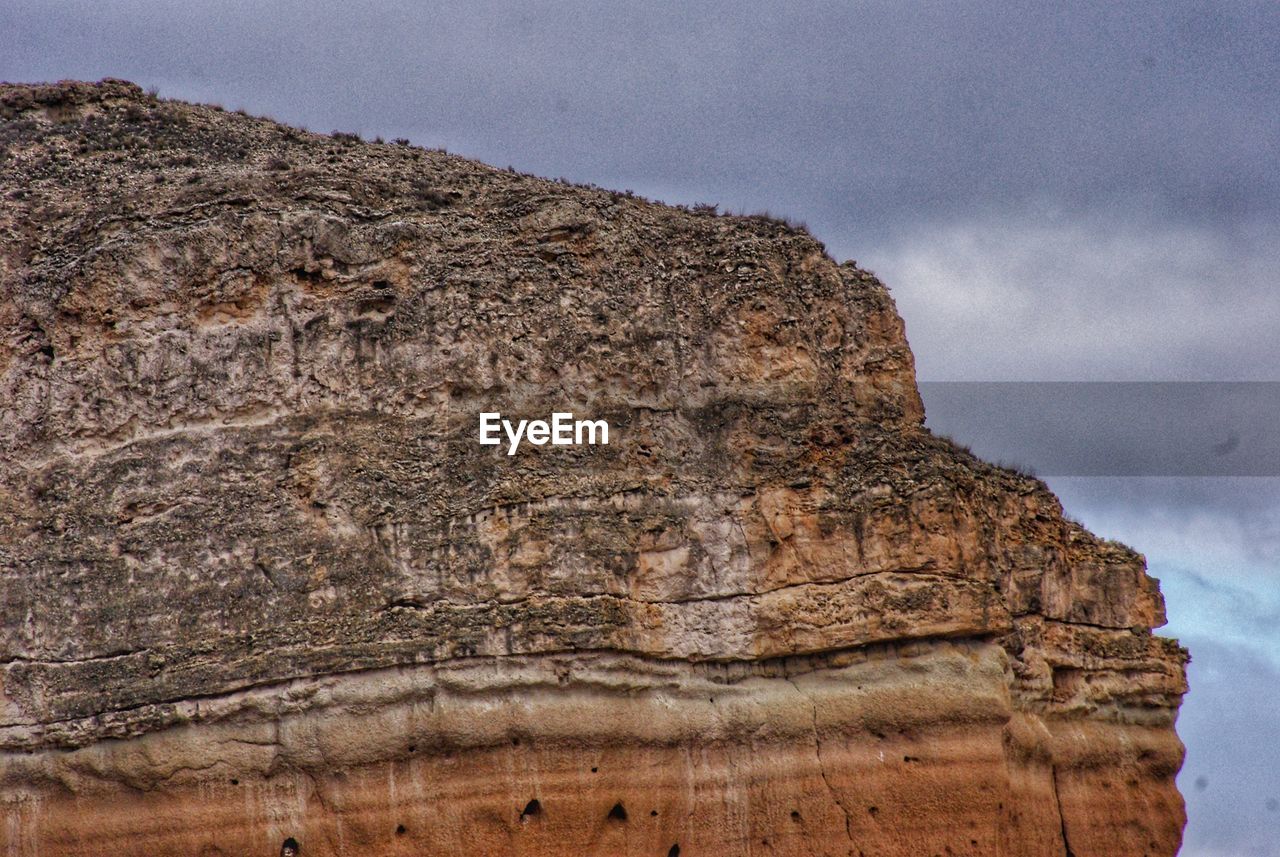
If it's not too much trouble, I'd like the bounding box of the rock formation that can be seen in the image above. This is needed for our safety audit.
[0,80,1187,856]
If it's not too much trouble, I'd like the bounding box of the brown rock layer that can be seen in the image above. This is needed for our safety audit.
[0,80,1186,856]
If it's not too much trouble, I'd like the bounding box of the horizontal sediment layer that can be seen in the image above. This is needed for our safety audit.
[2,642,1183,857]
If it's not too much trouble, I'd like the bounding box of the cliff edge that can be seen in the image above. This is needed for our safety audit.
[0,80,1187,856]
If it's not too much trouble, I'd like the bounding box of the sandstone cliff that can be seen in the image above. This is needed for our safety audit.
[0,80,1187,856]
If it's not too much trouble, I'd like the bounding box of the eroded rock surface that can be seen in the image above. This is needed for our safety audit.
[0,80,1187,856]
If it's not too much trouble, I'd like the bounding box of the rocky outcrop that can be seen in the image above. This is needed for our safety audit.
[0,80,1186,856]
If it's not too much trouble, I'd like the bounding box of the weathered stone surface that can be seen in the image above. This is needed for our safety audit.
[0,80,1186,856]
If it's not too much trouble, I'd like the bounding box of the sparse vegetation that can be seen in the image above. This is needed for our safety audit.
[995,459,1039,479]
[742,209,809,234]
[411,178,459,210]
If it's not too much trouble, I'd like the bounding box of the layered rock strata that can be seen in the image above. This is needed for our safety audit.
[0,80,1187,856]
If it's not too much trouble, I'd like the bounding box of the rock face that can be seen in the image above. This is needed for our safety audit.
[0,80,1187,856]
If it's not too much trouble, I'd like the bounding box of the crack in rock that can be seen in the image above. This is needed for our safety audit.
[785,675,855,854]
[1051,762,1077,857]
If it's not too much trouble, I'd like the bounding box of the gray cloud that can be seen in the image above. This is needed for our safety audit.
[876,218,1280,381]
[920,383,1280,475]
[1172,639,1280,857]
[1049,476,1280,569]
[4,0,1278,237]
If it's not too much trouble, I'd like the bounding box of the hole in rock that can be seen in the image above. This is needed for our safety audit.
[1052,666,1083,698]
[790,810,801,822]
[650,810,659,817]
[608,802,628,822]
[520,799,542,821]
[668,845,680,857]
[396,824,406,836]
[868,806,879,817]
[591,767,599,773]
[356,296,395,316]
[408,744,416,753]
[230,778,239,785]
[280,837,300,857]
[372,280,392,290]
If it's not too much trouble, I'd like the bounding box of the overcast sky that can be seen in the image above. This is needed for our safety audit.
[4,2,1277,852]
